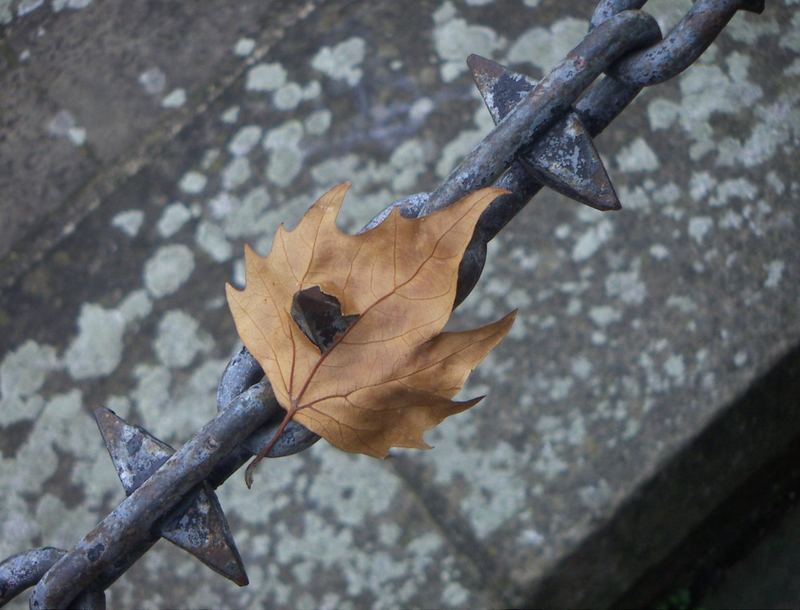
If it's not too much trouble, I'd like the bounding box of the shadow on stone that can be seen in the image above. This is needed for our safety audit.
[525,344,800,608]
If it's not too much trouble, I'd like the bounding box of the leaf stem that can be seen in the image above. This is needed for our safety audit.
[244,408,295,488]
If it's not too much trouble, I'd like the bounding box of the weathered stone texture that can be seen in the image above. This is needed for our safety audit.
[0,0,798,608]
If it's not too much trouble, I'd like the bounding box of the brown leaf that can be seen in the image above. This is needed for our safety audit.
[226,183,515,486]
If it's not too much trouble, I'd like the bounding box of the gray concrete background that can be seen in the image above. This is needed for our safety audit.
[0,0,798,608]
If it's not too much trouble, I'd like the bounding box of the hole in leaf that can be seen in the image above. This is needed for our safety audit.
[291,286,359,353]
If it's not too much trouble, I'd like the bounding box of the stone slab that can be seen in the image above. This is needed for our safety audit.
[0,0,315,265]
[0,58,99,263]
[0,0,798,608]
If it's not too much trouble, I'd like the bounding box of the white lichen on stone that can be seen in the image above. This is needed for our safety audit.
[131,363,182,441]
[138,67,166,95]
[783,58,800,76]
[119,289,152,322]
[0,0,13,24]
[605,265,647,305]
[228,125,263,157]
[32,389,119,546]
[34,388,95,449]
[649,244,669,260]
[688,216,713,244]
[436,129,481,178]
[311,37,366,86]
[616,137,660,173]
[589,306,621,327]
[305,109,332,135]
[207,191,238,219]
[17,0,43,17]
[308,448,398,527]
[666,296,697,314]
[647,97,680,131]
[534,441,568,480]
[162,88,186,108]
[233,37,255,57]
[153,310,212,368]
[263,119,304,187]
[52,0,92,10]
[436,105,494,178]
[224,186,270,238]
[716,91,800,168]
[409,97,434,123]
[221,105,240,124]
[246,62,287,92]
[725,13,779,44]
[231,258,246,288]
[442,581,470,607]
[0,341,58,424]
[201,148,220,170]
[578,479,612,515]
[433,2,504,82]
[572,219,612,262]
[263,120,303,149]
[111,209,145,237]
[764,260,785,289]
[310,153,360,186]
[506,17,586,75]
[274,82,304,110]
[178,171,207,194]
[220,436,468,608]
[47,110,86,146]
[570,356,593,380]
[671,54,763,161]
[766,171,785,195]
[554,224,570,240]
[689,171,717,201]
[195,221,232,262]
[143,244,195,298]
[64,303,127,379]
[222,156,251,190]
[301,80,321,100]
[779,12,800,52]
[709,178,758,207]
[431,410,531,537]
[664,354,686,383]
[388,139,429,192]
[157,202,192,238]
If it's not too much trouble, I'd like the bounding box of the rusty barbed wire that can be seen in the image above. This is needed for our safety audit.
[0,0,765,607]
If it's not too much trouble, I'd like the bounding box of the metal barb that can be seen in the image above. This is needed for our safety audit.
[94,408,248,586]
[421,9,661,215]
[467,54,621,211]
[30,383,276,609]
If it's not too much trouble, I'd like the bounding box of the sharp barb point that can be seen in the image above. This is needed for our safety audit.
[469,58,620,211]
[96,410,248,585]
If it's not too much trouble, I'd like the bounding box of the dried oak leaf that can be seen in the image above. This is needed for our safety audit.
[226,183,515,485]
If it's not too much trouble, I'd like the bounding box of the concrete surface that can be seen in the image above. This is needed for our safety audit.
[0,0,316,281]
[0,0,799,608]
